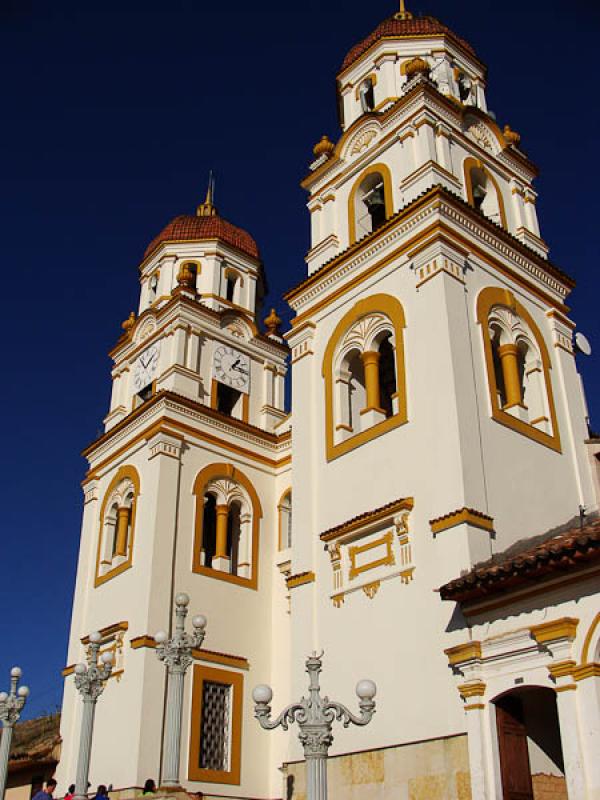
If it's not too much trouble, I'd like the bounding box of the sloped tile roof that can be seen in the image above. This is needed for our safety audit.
[144,214,260,261]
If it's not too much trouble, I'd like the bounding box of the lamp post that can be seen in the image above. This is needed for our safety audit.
[253,651,376,800]
[155,593,207,788]
[0,667,29,800]
[73,632,114,800]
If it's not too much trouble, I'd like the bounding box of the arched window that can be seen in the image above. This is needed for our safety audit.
[223,268,243,305]
[348,165,394,245]
[278,490,292,550]
[464,157,506,228]
[323,294,407,461]
[193,464,263,589]
[95,466,140,586]
[359,77,375,113]
[477,287,561,452]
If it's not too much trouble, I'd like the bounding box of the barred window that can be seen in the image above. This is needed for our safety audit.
[188,664,243,785]
[199,681,232,772]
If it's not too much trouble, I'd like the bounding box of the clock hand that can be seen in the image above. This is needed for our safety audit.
[232,366,249,375]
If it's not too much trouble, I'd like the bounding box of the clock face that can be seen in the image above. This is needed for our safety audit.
[213,345,250,394]
[133,342,160,392]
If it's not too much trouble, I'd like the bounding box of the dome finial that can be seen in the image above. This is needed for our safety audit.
[197,171,217,217]
[394,0,413,20]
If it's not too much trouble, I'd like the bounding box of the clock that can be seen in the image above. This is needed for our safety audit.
[213,345,250,394]
[133,342,160,392]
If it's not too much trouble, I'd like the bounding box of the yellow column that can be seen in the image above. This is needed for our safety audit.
[115,507,130,557]
[215,504,230,560]
[497,343,523,408]
[360,350,383,412]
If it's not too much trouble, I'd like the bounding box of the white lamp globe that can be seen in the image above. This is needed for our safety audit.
[18,685,30,698]
[252,684,273,704]
[101,651,114,665]
[10,667,22,678]
[154,631,168,645]
[89,631,102,644]
[192,614,207,630]
[356,679,377,700]
[0,692,8,703]
[74,663,87,675]
[175,593,190,607]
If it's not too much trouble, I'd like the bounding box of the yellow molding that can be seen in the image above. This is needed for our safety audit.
[555,683,577,693]
[129,636,249,671]
[476,286,562,453]
[573,663,600,681]
[322,294,408,462]
[81,621,128,644]
[94,466,140,588]
[530,617,579,644]
[464,703,485,711]
[430,507,494,535]
[463,156,507,229]
[286,571,316,589]
[547,660,576,679]
[581,612,600,664]
[458,681,486,699]
[349,531,395,580]
[445,641,482,666]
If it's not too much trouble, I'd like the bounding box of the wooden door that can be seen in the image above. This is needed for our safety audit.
[496,695,534,800]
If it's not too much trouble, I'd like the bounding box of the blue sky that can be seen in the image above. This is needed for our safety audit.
[1,0,598,719]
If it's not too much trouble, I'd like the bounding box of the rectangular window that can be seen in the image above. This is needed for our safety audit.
[188,664,243,784]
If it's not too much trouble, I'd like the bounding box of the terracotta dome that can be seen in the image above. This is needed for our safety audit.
[144,213,260,261]
[339,15,477,74]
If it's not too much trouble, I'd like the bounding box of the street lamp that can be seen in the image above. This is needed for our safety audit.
[73,632,114,800]
[253,651,376,800]
[0,667,29,800]
[155,592,207,788]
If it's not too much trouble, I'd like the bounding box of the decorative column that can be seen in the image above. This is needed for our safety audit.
[253,652,376,800]
[551,672,586,800]
[213,504,230,571]
[575,670,600,799]
[497,343,523,408]
[0,668,29,800]
[459,682,489,800]
[360,351,382,411]
[114,507,130,557]
[73,633,113,800]
[155,593,207,788]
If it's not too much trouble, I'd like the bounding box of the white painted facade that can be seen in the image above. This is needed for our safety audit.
[57,9,600,800]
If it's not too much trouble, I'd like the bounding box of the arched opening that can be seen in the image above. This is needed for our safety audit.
[226,275,237,302]
[359,77,375,113]
[468,166,503,225]
[377,334,396,418]
[494,687,566,800]
[490,326,508,408]
[202,493,217,568]
[279,490,292,550]
[216,383,242,417]
[108,503,119,559]
[356,172,387,236]
[95,465,140,586]
[347,350,366,432]
[227,501,241,575]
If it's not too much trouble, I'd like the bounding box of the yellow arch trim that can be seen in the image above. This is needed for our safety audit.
[348,163,394,246]
[277,487,292,551]
[95,465,141,588]
[463,156,507,229]
[192,463,263,590]
[581,612,600,664]
[322,294,407,462]
[475,286,561,452]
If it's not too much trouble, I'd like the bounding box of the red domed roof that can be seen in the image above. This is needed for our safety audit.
[144,213,260,261]
[340,14,477,73]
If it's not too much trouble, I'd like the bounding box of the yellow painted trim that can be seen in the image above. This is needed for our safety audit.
[548,660,576,680]
[348,531,395,580]
[476,286,562,452]
[458,681,486,699]
[430,507,494,535]
[81,621,128,644]
[348,163,394,246]
[322,294,408,462]
[531,617,579,644]
[94,466,140,588]
[129,636,249,670]
[464,703,485,711]
[444,641,482,666]
[573,663,600,681]
[581,612,600,664]
[192,463,263,590]
[463,156,507,229]
[555,683,577,693]
[188,664,243,784]
[320,498,413,542]
[286,571,315,589]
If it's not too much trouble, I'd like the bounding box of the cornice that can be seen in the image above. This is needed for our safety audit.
[285,187,573,315]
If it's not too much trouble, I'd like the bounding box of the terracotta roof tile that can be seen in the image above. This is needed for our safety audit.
[320,497,413,542]
[340,15,477,74]
[439,517,600,604]
[144,214,260,262]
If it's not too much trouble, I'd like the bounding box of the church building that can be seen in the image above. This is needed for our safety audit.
[56,5,600,799]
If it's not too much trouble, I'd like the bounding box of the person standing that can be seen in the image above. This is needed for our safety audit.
[32,779,57,800]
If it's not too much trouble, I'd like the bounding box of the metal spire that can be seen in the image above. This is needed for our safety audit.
[197,171,217,217]
[395,0,413,19]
